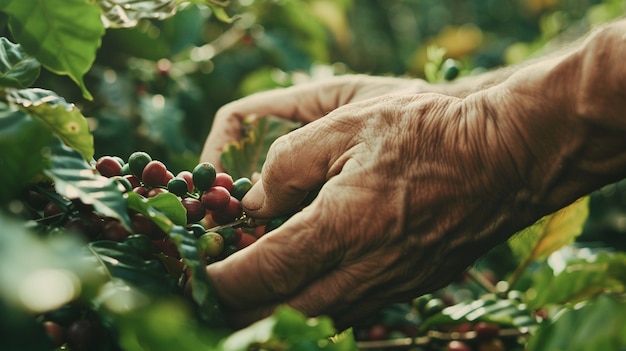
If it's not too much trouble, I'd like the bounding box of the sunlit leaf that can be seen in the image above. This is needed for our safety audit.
[98,0,179,28]
[7,88,94,160]
[0,37,40,88]
[508,197,589,287]
[419,297,538,331]
[3,0,105,100]
[44,138,132,229]
[527,294,626,351]
[221,117,301,180]
[527,250,626,309]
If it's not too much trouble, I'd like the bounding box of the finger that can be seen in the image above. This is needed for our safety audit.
[215,261,403,331]
[205,204,342,312]
[242,116,357,218]
[200,78,358,168]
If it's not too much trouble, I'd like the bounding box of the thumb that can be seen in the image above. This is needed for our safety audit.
[241,117,351,218]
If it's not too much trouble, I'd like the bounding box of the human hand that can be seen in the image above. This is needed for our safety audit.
[205,92,536,330]
[200,74,427,170]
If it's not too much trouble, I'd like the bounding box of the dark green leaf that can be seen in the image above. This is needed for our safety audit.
[221,117,301,179]
[44,138,132,229]
[0,37,40,88]
[3,0,105,100]
[167,225,224,326]
[0,102,53,203]
[527,294,626,351]
[124,196,223,325]
[7,88,94,160]
[219,306,357,351]
[88,240,177,294]
[109,297,228,351]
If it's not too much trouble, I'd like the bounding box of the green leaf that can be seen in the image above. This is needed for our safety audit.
[527,294,626,351]
[167,225,224,326]
[44,138,132,229]
[419,297,538,331]
[526,251,626,309]
[109,297,228,351]
[0,101,53,203]
[0,37,40,88]
[142,192,187,226]
[126,192,176,233]
[508,196,589,287]
[221,117,301,180]
[88,240,177,295]
[125,193,223,325]
[220,306,357,351]
[97,0,179,28]
[207,5,238,24]
[3,0,105,100]
[7,88,94,160]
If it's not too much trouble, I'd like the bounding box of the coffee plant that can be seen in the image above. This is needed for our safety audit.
[1,1,626,350]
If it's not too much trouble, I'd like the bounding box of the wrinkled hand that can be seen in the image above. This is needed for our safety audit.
[205,92,534,330]
[200,74,426,171]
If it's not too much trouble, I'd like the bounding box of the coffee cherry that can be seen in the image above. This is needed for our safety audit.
[43,321,66,348]
[128,151,152,180]
[232,177,253,200]
[198,232,224,258]
[132,186,149,197]
[200,186,231,211]
[142,160,168,187]
[147,187,168,198]
[442,58,461,81]
[123,174,141,188]
[447,340,471,351]
[218,227,242,245]
[211,196,242,224]
[213,172,234,192]
[474,322,500,340]
[176,171,194,192]
[192,162,216,191]
[182,198,206,223]
[66,319,102,351]
[95,156,123,177]
[101,219,131,241]
[167,178,189,197]
[131,213,165,239]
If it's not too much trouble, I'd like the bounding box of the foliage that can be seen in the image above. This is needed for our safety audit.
[1,0,626,350]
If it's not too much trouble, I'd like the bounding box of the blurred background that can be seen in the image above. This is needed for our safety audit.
[7,0,619,173]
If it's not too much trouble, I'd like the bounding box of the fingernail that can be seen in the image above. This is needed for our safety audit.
[242,181,264,212]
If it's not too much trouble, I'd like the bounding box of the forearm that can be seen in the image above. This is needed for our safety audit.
[470,19,626,222]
